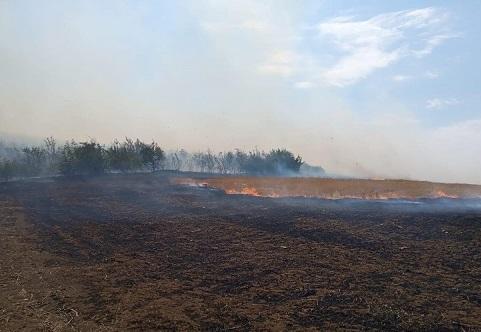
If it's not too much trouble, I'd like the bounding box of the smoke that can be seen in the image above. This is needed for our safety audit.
[0,1,480,184]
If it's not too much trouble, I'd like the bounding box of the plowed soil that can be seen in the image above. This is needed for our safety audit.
[1,173,480,331]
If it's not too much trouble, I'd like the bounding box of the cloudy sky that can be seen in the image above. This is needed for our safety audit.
[1,1,480,183]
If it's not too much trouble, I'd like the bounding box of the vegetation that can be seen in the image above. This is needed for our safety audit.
[239,149,303,175]
[0,137,307,180]
[106,138,144,172]
[60,141,106,176]
[0,159,17,181]
[140,141,165,172]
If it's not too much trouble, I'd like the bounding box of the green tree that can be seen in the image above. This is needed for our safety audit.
[60,140,106,176]
[106,138,143,172]
[266,148,303,174]
[22,146,47,176]
[140,141,165,172]
[0,159,17,181]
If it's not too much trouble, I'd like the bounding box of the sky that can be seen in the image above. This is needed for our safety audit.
[1,0,480,183]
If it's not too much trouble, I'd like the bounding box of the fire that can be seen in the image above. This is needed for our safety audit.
[171,178,208,187]
[432,190,458,199]
[225,187,261,196]
[224,189,406,200]
[224,189,461,200]
[174,177,480,200]
[225,187,282,198]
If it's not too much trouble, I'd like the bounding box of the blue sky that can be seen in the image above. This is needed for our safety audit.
[325,1,481,126]
[0,1,480,183]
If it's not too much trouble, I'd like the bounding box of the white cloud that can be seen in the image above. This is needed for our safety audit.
[322,47,399,86]
[392,74,412,82]
[258,63,293,76]
[318,7,452,86]
[424,70,439,79]
[199,4,453,89]
[258,50,297,77]
[426,98,460,109]
[239,20,270,32]
[294,81,313,89]
[411,33,458,58]
[392,71,440,82]
[200,20,270,33]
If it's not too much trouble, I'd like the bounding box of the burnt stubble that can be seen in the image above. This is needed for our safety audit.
[1,173,480,331]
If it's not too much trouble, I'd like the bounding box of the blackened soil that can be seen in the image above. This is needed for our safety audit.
[0,173,480,331]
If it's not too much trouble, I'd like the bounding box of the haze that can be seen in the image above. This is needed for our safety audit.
[1,1,480,184]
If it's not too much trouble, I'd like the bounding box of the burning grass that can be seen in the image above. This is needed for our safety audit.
[176,176,481,200]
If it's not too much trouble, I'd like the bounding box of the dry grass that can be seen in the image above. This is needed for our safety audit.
[181,176,481,199]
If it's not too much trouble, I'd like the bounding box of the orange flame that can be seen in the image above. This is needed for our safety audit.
[225,187,262,196]
[432,190,458,199]
[175,177,476,200]
[224,187,461,200]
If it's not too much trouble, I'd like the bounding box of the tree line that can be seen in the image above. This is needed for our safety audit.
[0,137,306,180]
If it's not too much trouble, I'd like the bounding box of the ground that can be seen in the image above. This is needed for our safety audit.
[0,173,480,331]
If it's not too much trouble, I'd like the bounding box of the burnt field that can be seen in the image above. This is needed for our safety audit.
[1,173,481,331]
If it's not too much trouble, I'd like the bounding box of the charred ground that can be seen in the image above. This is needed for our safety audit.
[1,173,481,331]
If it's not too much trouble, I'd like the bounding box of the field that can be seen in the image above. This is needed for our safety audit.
[177,176,481,199]
[1,173,481,331]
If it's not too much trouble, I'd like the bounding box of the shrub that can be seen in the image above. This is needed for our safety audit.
[235,148,303,175]
[60,140,106,176]
[265,148,303,174]
[139,141,165,172]
[0,159,17,181]
[22,146,47,176]
[106,138,143,172]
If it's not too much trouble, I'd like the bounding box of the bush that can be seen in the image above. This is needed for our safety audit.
[44,137,60,173]
[0,137,312,178]
[106,138,143,172]
[236,148,303,175]
[60,140,106,176]
[265,149,303,174]
[0,159,17,181]
[22,146,47,176]
[139,141,165,172]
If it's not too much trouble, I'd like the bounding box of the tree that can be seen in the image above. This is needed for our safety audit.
[44,136,59,173]
[170,151,182,171]
[106,138,143,172]
[0,138,308,178]
[234,149,248,174]
[193,152,205,172]
[224,151,236,174]
[22,146,47,176]
[204,150,216,173]
[216,151,236,174]
[178,149,192,171]
[233,148,303,175]
[60,140,106,176]
[140,141,165,172]
[266,148,303,174]
[0,159,17,181]
[241,149,267,174]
